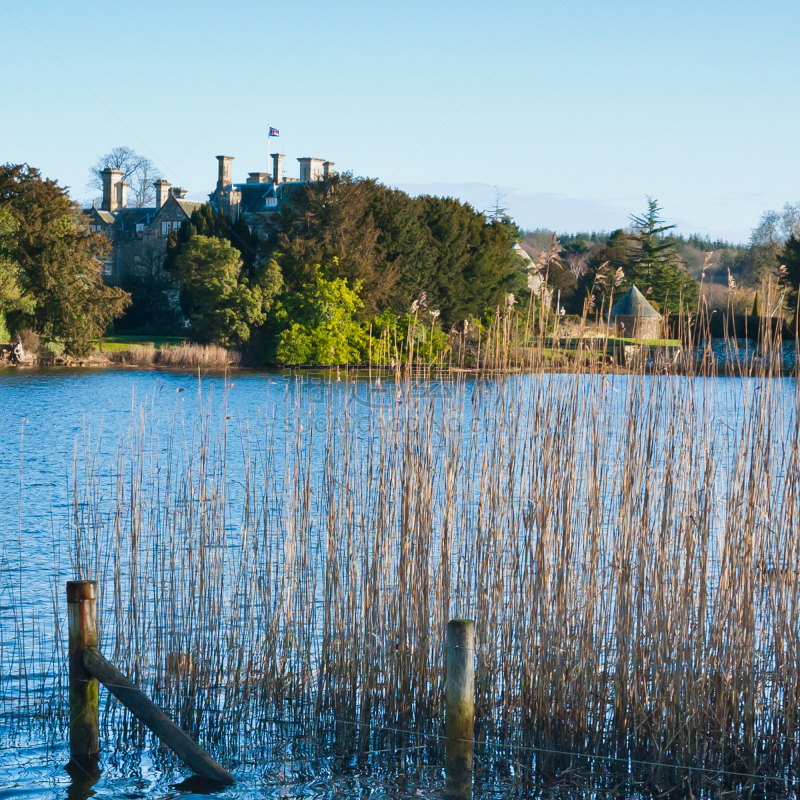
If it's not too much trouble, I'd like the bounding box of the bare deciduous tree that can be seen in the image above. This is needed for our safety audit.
[87,147,161,208]
[564,251,589,278]
[751,202,800,248]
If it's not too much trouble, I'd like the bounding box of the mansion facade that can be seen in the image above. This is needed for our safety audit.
[83,153,334,282]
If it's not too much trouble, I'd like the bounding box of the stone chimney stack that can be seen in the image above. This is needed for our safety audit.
[116,180,129,209]
[323,161,335,179]
[298,157,325,182]
[154,179,171,209]
[101,168,123,212]
[271,153,285,185]
[216,155,234,192]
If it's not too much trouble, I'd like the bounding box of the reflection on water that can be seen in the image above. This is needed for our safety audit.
[64,758,100,800]
[2,731,795,799]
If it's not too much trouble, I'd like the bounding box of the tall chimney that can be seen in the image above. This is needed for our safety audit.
[116,180,129,209]
[100,168,123,212]
[216,155,234,192]
[154,179,171,209]
[271,153,285,185]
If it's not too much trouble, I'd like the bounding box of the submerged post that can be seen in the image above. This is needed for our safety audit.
[445,618,475,799]
[67,580,99,759]
[65,579,234,785]
[83,648,234,785]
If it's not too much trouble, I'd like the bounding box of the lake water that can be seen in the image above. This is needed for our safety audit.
[0,368,518,799]
[1,365,798,799]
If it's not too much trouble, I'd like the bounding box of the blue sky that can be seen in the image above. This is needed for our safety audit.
[1,0,797,243]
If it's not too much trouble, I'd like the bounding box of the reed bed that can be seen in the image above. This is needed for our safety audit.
[2,321,800,794]
[110,342,239,368]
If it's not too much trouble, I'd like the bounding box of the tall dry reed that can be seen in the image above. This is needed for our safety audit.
[3,315,800,792]
[110,342,239,368]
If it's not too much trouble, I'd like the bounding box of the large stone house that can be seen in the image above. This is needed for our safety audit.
[83,152,334,283]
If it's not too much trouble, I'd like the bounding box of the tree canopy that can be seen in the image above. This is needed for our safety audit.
[172,234,281,346]
[165,203,259,277]
[267,174,517,325]
[0,206,33,340]
[568,200,699,315]
[625,199,698,312]
[779,235,800,312]
[272,259,367,364]
[0,163,130,354]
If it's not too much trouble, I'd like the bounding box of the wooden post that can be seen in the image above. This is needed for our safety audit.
[445,618,474,799]
[83,648,234,785]
[67,580,99,759]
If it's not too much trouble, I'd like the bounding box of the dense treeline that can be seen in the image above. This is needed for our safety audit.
[530,199,699,316]
[7,156,800,364]
[529,199,800,318]
[263,173,517,324]
[156,174,521,362]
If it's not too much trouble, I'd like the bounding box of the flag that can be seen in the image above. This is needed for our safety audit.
[269,127,279,137]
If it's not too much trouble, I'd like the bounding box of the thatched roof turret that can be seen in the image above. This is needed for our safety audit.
[610,285,660,318]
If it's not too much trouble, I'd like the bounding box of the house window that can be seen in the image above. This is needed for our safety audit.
[265,198,277,207]
[136,223,144,233]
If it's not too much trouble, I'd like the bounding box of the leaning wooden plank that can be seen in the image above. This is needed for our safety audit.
[83,648,234,785]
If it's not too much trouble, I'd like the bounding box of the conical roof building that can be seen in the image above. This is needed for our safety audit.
[610,285,661,339]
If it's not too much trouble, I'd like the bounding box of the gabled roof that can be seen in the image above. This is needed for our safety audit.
[175,199,204,217]
[82,207,115,224]
[512,242,532,263]
[610,285,661,318]
[116,208,156,230]
[151,194,201,224]
[236,183,278,213]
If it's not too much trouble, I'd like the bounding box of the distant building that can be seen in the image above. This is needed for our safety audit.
[609,285,662,340]
[83,152,335,283]
[511,242,533,266]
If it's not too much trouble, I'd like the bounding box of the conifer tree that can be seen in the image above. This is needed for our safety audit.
[0,163,130,354]
[0,206,33,340]
[779,235,800,313]
[626,198,698,313]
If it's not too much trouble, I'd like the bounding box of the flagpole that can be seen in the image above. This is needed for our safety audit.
[266,126,271,181]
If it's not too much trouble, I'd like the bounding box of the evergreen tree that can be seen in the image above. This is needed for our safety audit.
[270,174,516,325]
[165,204,260,277]
[0,206,33,340]
[626,198,698,313]
[578,229,631,314]
[779,235,800,313]
[173,235,281,345]
[0,163,130,354]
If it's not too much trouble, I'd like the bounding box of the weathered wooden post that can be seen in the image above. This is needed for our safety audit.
[65,578,234,785]
[445,618,475,799]
[83,648,234,784]
[67,580,99,759]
